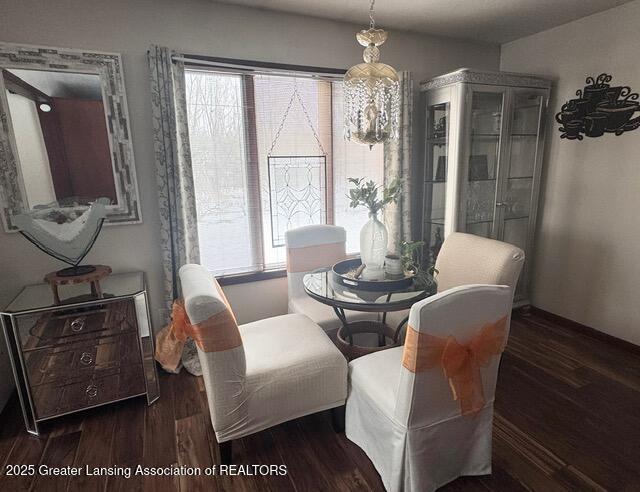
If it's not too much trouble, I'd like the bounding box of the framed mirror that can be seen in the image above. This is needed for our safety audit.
[0,43,141,231]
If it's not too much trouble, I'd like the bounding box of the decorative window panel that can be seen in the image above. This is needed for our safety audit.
[267,155,327,248]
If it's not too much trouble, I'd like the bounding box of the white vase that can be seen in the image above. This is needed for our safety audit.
[360,212,388,280]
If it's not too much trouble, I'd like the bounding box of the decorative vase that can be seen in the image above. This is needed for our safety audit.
[360,212,388,280]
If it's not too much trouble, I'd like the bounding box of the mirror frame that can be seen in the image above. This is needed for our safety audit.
[0,42,141,231]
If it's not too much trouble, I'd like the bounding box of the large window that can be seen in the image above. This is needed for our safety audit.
[186,69,384,277]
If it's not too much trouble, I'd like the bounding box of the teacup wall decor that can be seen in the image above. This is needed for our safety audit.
[556,73,640,139]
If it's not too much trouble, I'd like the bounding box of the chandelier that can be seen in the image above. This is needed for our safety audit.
[344,0,400,148]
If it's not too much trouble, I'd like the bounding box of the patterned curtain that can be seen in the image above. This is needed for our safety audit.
[384,71,414,255]
[148,46,200,318]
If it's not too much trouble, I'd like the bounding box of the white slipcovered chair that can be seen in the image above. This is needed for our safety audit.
[179,264,348,464]
[434,232,525,295]
[387,232,525,333]
[285,224,376,336]
[346,284,514,491]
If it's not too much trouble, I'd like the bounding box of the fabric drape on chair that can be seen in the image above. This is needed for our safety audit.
[148,46,200,319]
[384,71,414,255]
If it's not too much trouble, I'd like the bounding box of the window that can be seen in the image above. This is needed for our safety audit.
[186,68,384,277]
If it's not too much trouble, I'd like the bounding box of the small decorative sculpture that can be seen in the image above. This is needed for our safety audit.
[13,197,110,277]
[556,73,640,139]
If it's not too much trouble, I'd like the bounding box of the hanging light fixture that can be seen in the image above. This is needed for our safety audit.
[344,0,400,148]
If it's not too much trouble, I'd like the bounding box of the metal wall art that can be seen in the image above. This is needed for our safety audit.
[556,73,640,139]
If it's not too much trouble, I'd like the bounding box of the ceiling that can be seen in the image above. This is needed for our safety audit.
[7,69,102,100]
[214,0,633,44]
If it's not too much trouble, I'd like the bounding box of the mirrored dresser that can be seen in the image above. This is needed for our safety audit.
[1,272,159,435]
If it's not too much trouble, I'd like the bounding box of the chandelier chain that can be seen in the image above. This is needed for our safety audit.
[369,0,376,29]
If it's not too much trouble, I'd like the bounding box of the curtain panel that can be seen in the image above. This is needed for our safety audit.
[148,46,200,318]
[384,71,414,255]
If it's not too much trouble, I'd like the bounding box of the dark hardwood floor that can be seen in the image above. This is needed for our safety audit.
[1,310,639,491]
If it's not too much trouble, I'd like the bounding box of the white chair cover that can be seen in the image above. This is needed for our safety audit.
[386,232,525,337]
[179,264,347,443]
[434,232,525,296]
[346,284,512,492]
[285,224,376,333]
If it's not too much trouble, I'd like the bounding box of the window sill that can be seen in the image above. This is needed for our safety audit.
[217,268,287,286]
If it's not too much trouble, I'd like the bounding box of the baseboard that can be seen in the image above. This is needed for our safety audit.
[528,306,640,356]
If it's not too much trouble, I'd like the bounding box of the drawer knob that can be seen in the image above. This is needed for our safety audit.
[80,352,93,366]
[85,384,98,398]
[71,317,85,332]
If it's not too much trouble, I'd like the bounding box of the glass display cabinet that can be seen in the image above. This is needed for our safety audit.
[420,69,552,304]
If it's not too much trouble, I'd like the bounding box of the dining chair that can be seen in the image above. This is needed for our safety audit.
[387,232,525,334]
[433,232,525,295]
[285,224,377,336]
[179,264,348,464]
[345,284,513,492]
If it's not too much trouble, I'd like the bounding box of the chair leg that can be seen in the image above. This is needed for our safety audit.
[331,405,345,433]
[219,440,232,465]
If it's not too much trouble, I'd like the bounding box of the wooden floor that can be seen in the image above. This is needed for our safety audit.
[1,310,640,491]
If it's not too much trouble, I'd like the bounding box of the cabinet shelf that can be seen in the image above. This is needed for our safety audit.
[466,218,494,225]
[428,138,447,145]
[425,219,445,226]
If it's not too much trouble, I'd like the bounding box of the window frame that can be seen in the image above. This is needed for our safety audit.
[184,56,352,284]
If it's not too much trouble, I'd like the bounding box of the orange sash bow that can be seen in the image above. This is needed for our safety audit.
[154,287,242,373]
[402,316,508,415]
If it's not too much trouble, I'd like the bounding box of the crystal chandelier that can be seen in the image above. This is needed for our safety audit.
[344,0,400,148]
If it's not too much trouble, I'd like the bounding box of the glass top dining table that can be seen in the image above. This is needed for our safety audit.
[303,268,438,358]
[303,268,436,313]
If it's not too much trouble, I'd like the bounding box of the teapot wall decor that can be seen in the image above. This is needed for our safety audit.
[556,73,640,140]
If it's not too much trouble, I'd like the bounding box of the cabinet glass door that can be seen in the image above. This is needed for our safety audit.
[464,90,505,239]
[422,102,448,266]
[501,91,544,253]
[500,90,545,299]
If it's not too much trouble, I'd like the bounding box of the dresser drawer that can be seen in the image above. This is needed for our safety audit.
[31,363,146,420]
[16,299,137,350]
[24,332,142,387]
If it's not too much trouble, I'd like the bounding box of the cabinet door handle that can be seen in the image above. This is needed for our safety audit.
[85,384,98,398]
[80,352,93,366]
[496,202,507,207]
[70,317,85,332]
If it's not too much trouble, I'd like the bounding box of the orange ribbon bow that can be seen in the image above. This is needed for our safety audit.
[154,300,191,373]
[402,316,508,415]
[154,290,242,373]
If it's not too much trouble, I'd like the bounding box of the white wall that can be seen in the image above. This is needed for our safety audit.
[6,93,56,207]
[0,0,499,408]
[501,0,640,345]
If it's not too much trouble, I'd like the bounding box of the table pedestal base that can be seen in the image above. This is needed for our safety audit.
[336,321,400,360]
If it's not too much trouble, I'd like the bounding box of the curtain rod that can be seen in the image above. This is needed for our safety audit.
[172,55,345,81]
